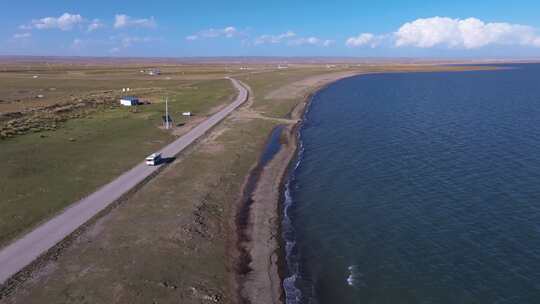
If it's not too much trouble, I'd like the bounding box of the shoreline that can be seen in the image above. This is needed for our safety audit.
[277,74,364,303]
[236,71,365,304]
[241,65,503,304]
[234,124,289,304]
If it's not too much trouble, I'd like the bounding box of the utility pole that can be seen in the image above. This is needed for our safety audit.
[165,96,170,129]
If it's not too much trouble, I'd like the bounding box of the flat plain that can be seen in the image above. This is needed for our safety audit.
[0,62,236,246]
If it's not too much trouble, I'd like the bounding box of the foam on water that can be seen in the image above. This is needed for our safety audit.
[346,265,356,286]
[346,265,365,287]
[282,157,303,304]
[282,123,307,304]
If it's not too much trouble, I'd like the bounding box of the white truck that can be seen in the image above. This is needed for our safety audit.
[145,153,162,166]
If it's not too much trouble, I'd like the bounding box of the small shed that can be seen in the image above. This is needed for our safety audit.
[120,96,139,106]
[148,69,161,76]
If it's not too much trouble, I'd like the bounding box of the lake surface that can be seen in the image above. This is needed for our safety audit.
[283,64,540,304]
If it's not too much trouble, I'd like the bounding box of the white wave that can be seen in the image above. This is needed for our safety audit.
[347,265,365,287]
[283,180,302,304]
[284,273,302,304]
[282,132,307,304]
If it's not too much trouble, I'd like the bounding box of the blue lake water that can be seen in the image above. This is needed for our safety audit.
[283,64,540,304]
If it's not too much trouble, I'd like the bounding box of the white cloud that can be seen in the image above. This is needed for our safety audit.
[87,19,104,32]
[222,26,238,37]
[114,14,156,29]
[70,38,84,50]
[254,31,296,44]
[289,36,334,47]
[20,14,106,33]
[346,33,381,48]
[119,36,156,47]
[186,28,331,47]
[185,26,242,40]
[13,32,31,39]
[106,35,160,53]
[346,17,540,50]
[395,17,540,49]
[254,31,332,47]
[22,13,84,31]
[323,40,334,47]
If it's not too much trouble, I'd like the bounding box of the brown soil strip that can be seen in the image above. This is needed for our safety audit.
[264,71,365,100]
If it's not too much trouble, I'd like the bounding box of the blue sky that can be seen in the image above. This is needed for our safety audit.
[1,0,540,57]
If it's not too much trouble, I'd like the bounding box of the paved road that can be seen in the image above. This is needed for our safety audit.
[0,78,248,285]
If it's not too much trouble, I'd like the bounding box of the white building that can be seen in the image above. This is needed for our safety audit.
[120,96,139,106]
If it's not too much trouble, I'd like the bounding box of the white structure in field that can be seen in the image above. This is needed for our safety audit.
[182,112,192,116]
[120,96,139,106]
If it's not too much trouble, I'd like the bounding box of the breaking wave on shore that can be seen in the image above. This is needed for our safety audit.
[282,96,315,304]
[282,143,304,304]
